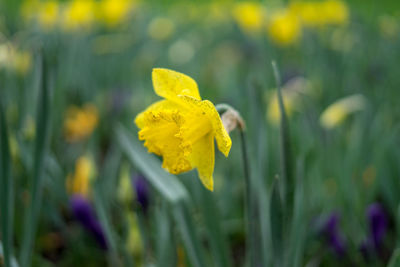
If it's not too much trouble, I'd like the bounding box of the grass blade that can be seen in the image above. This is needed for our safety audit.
[172,201,206,267]
[270,177,284,267]
[20,55,51,267]
[92,146,124,264]
[92,189,119,264]
[115,124,188,203]
[199,187,231,267]
[388,248,400,267]
[0,242,19,267]
[155,203,176,267]
[116,124,206,267]
[288,159,306,267]
[0,99,13,267]
[271,61,294,214]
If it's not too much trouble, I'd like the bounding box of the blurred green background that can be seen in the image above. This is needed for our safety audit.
[1,0,400,266]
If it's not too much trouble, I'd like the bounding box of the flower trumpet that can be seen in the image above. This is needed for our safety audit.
[135,68,232,191]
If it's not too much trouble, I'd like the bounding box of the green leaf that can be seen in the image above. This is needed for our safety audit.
[155,203,176,267]
[20,55,51,267]
[288,159,306,267]
[199,186,231,267]
[172,202,206,267]
[272,61,294,214]
[116,124,206,267]
[388,248,400,267]
[270,177,284,267]
[115,124,188,204]
[0,100,13,267]
[92,146,124,264]
[92,189,120,265]
[0,242,19,267]
[257,176,272,267]
[248,80,271,267]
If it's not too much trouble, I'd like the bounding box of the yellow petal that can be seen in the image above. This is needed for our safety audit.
[135,99,192,174]
[178,95,232,157]
[188,132,215,191]
[134,100,184,129]
[319,94,366,129]
[152,68,201,101]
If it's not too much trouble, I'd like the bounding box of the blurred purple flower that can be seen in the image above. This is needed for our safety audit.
[360,203,388,259]
[322,212,346,257]
[367,203,387,250]
[70,194,107,249]
[132,175,149,212]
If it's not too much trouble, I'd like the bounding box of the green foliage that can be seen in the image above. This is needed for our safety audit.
[1,0,400,266]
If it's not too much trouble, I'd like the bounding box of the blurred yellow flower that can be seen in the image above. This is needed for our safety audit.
[267,91,296,124]
[13,50,32,75]
[98,0,133,27]
[147,17,175,41]
[62,0,96,31]
[64,104,98,142]
[289,2,319,26]
[290,0,348,27]
[232,2,266,33]
[9,135,19,161]
[66,156,95,196]
[22,116,36,140]
[117,163,133,204]
[320,94,366,129]
[126,212,142,256]
[267,77,311,124]
[20,0,40,22]
[0,43,32,75]
[267,10,301,46]
[320,0,349,25]
[135,68,232,191]
[37,1,59,30]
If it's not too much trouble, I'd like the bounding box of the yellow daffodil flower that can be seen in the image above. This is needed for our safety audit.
[289,2,321,27]
[117,163,134,204]
[320,0,349,26]
[0,43,32,75]
[289,0,348,27]
[98,0,133,27]
[126,212,143,256]
[267,10,302,46]
[61,0,96,31]
[64,104,98,142]
[320,94,366,129]
[13,50,32,75]
[37,1,59,30]
[20,0,39,22]
[66,156,95,197]
[135,68,232,191]
[267,77,311,124]
[232,2,266,33]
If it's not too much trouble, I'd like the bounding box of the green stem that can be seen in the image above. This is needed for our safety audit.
[239,129,257,267]
[216,103,256,266]
[0,98,13,267]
